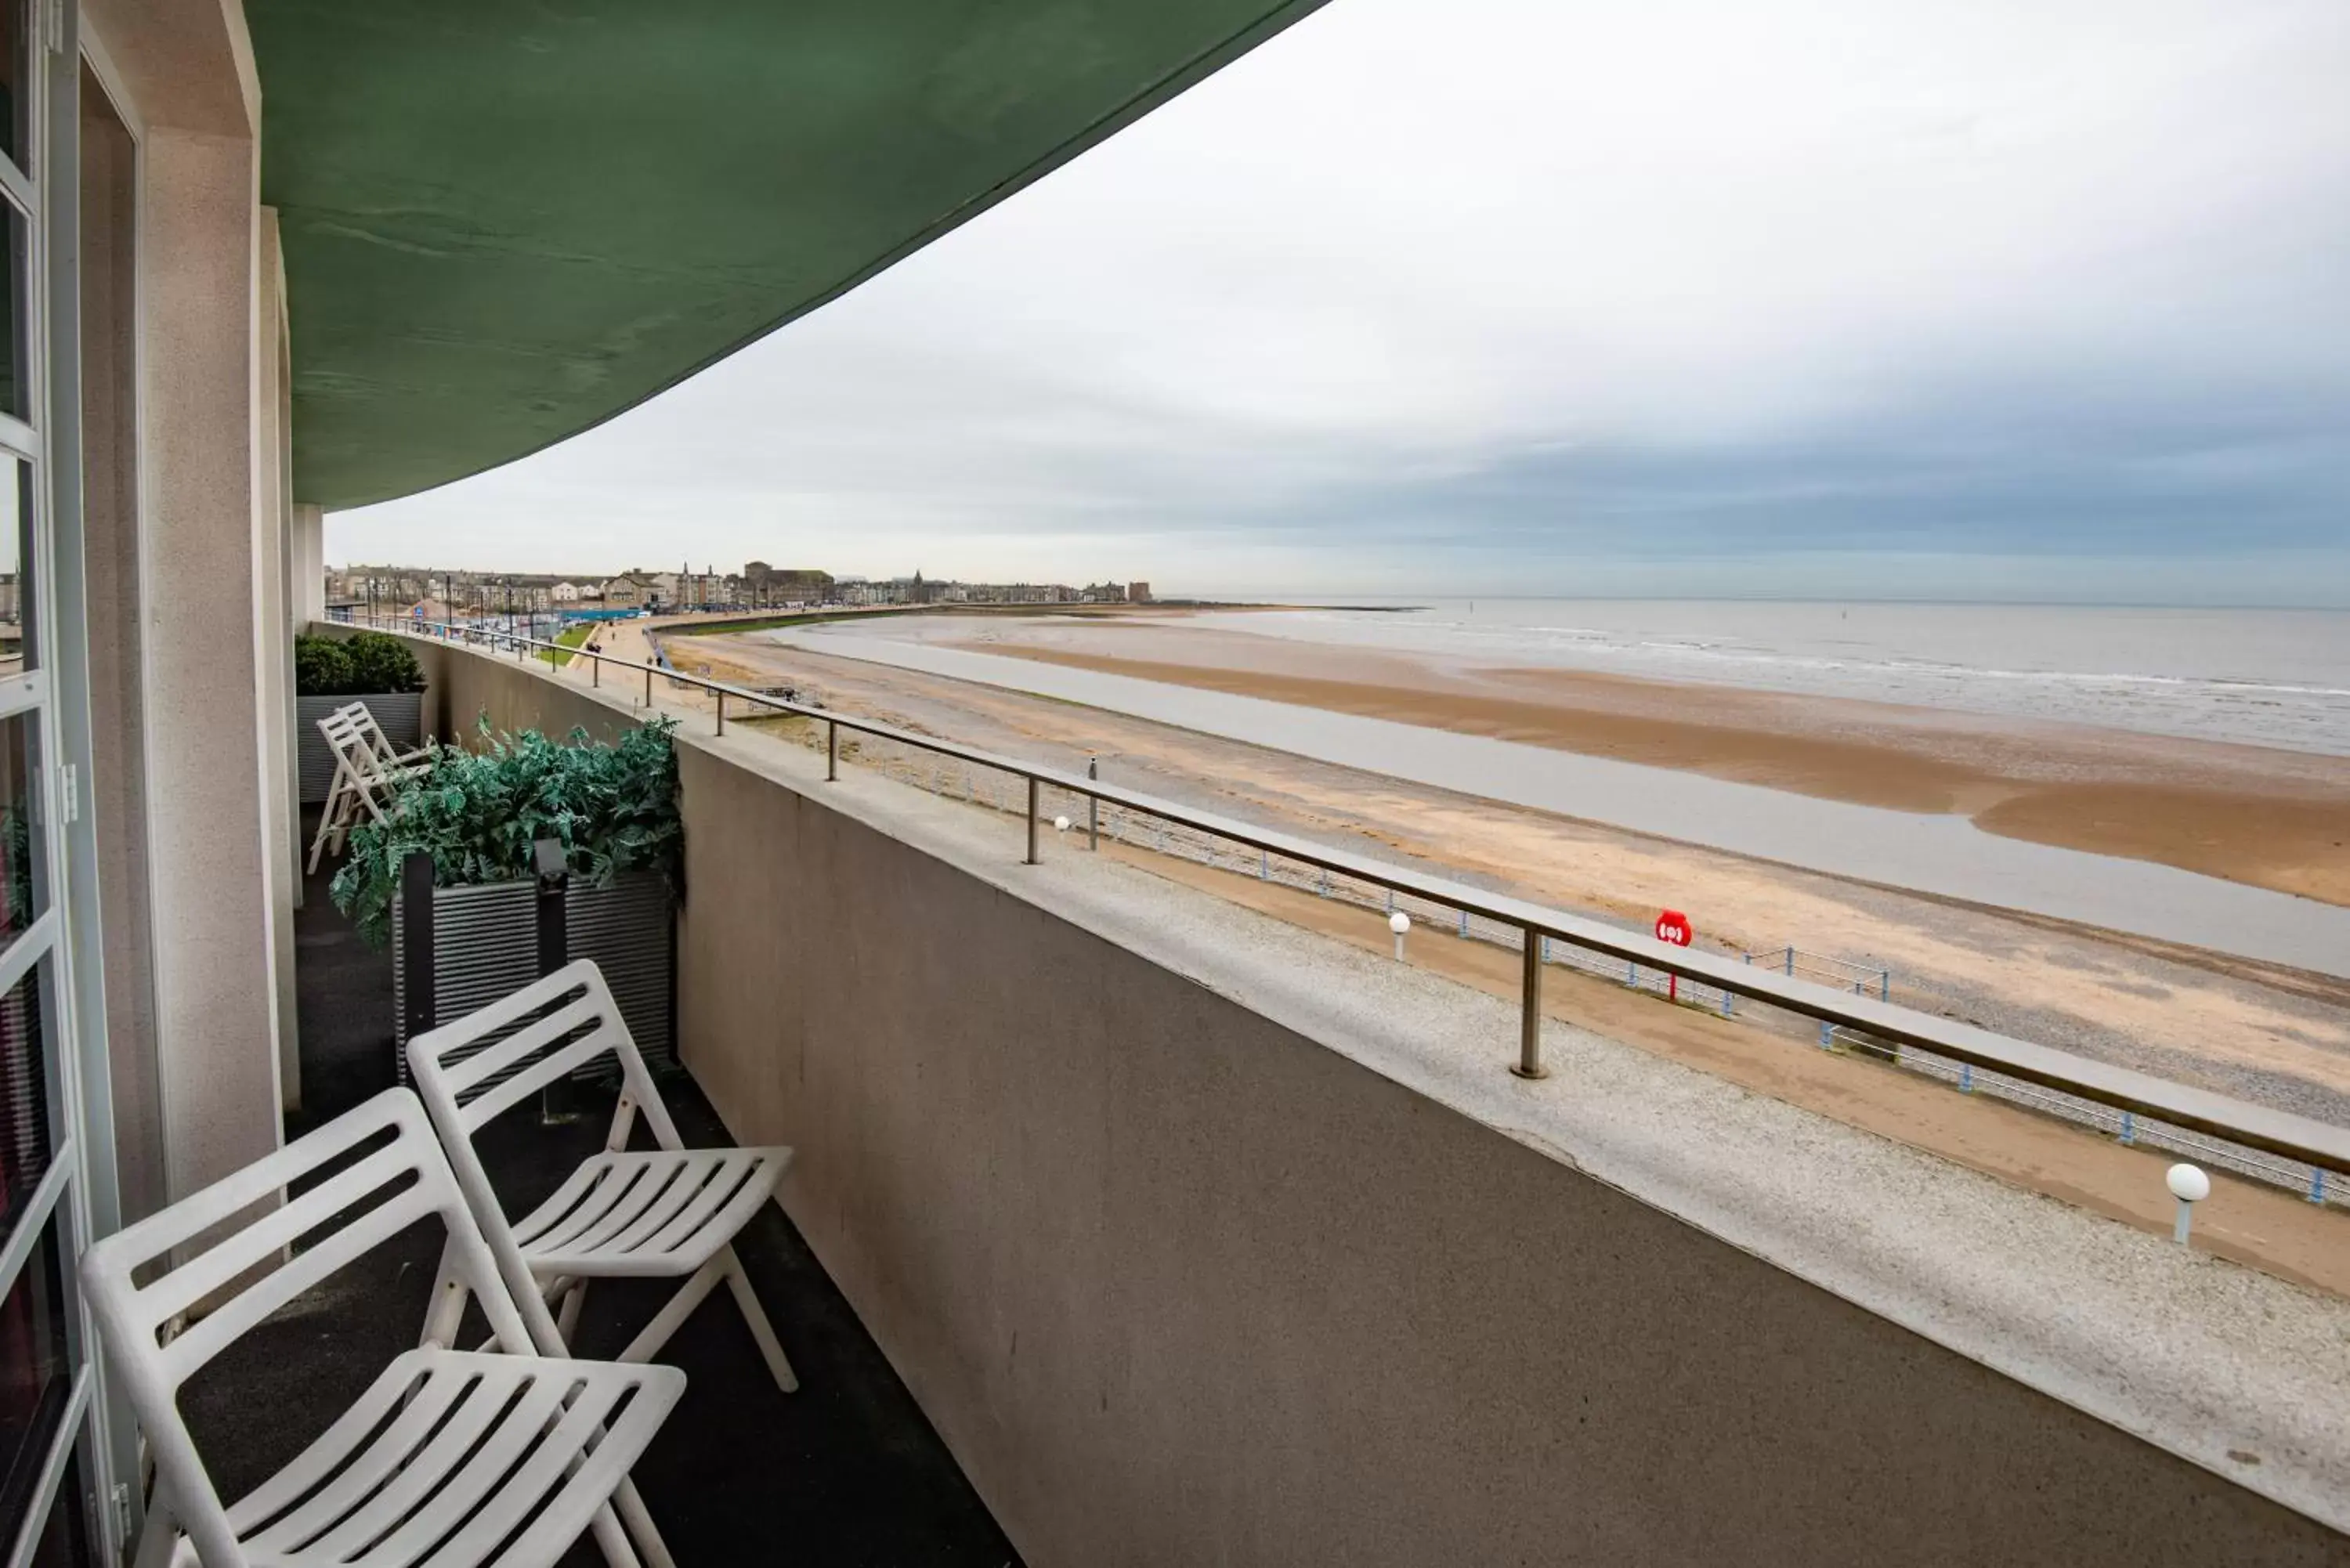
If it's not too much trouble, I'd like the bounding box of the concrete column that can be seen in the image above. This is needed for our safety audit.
[73,52,166,1223]
[292,503,325,625]
[255,206,300,1099]
[139,124,284,1197]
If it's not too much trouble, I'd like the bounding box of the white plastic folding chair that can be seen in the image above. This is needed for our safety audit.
[307,703,367,864]
[351,703,431,778]
[81,1089,685,1568]
[307,702,430,873]
[407,959,799,1396]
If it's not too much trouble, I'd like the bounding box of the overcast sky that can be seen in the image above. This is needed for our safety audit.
[329,0,2350,604]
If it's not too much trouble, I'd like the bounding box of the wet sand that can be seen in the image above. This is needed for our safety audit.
[653,629,2350,1123]
[625,628,2350,1296]
[922,619,2350,905]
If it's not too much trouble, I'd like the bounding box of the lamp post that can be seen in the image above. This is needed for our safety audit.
[2167,1163,2210,1246]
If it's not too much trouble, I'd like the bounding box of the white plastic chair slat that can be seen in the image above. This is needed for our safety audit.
[161,1180,448,1387]
[230,1363,470,1540]
[559,1167,687,1259]
[440,989,608,1100]
[504,1164,609,1249]
[597,1165,716,1257]
[637,1158,765,1259]
[143,1140,433,1333]
[454,1033,621,1140]
[352,704,422,766]
[310,703,430,873]
[445,1031,602,1122]
[431,980,606,1084]
[409,960,799,1397]
[621,1160,747,1259]
[81,1089,685,1568]
[248,1365,526,1559]
[514,1167,650,1258]
[95,1093,432,1278]
[525,1155,785,1278]
[306,1371,571,1565]
[410,1383,631,1568]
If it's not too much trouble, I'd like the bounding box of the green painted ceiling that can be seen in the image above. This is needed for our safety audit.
[250,0,1331,510]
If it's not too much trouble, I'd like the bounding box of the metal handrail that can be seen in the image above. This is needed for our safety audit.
[354,613,2350,1183]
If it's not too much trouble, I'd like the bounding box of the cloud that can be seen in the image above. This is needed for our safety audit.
[331,0,2350,603]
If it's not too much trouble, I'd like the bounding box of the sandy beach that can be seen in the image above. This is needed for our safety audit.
[640,623,2350,1118]
[921,617,2350,905]
[611,621,2350,1293]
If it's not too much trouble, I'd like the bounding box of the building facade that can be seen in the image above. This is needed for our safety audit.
[601,573,654,610]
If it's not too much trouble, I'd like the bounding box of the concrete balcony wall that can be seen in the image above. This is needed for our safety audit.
[409,634,641,748]
[327,635,2348,1566]
[309,625,638,749]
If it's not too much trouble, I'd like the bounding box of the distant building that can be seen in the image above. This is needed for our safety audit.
[550,581,581,603]
[1127,582,1151,603]
[600,573,656,609]
[770,567,833,604]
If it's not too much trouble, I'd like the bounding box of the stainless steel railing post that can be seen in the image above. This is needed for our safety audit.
[716,692,726,735]
[1087,757,1099,850]
[644,666,653,707]
[1513,927,1548,1079]
[1025,777,1040,865]
[826,720,838,781]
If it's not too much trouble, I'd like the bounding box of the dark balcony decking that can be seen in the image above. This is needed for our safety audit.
[173,822,1021,1566]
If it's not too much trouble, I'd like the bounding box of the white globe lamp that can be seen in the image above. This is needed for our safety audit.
[2167,1162,2210,1246]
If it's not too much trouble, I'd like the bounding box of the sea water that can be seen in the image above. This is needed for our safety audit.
[1186,600,2350,757]
[768,625,2350,977]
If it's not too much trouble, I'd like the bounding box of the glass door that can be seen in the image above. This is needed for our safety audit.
[0,0,118,1559]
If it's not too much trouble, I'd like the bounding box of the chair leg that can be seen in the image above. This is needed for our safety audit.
[556,1277,588,1345]
[420,1239,472,1350]
[588,1501,645,1568]
[306,778,348,874]
[615,1259,726,1365]
[323,798,360,864]
[613,1479,678,1568]
[132,1485,183,1568]
[721,1247,799,1394]
[327,797,358,857]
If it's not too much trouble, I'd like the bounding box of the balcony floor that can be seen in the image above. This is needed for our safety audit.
[175,822,1021,1566]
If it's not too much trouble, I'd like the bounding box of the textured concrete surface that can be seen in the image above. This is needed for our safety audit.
[136,117,287,1205]
[76,63,164,1223]
[397,640,2350,1564]
[409,630,651,748]
[74,0,281,1218]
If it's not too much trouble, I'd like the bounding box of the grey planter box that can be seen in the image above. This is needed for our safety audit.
[298,691,424,805]
[392,869,675,1082]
